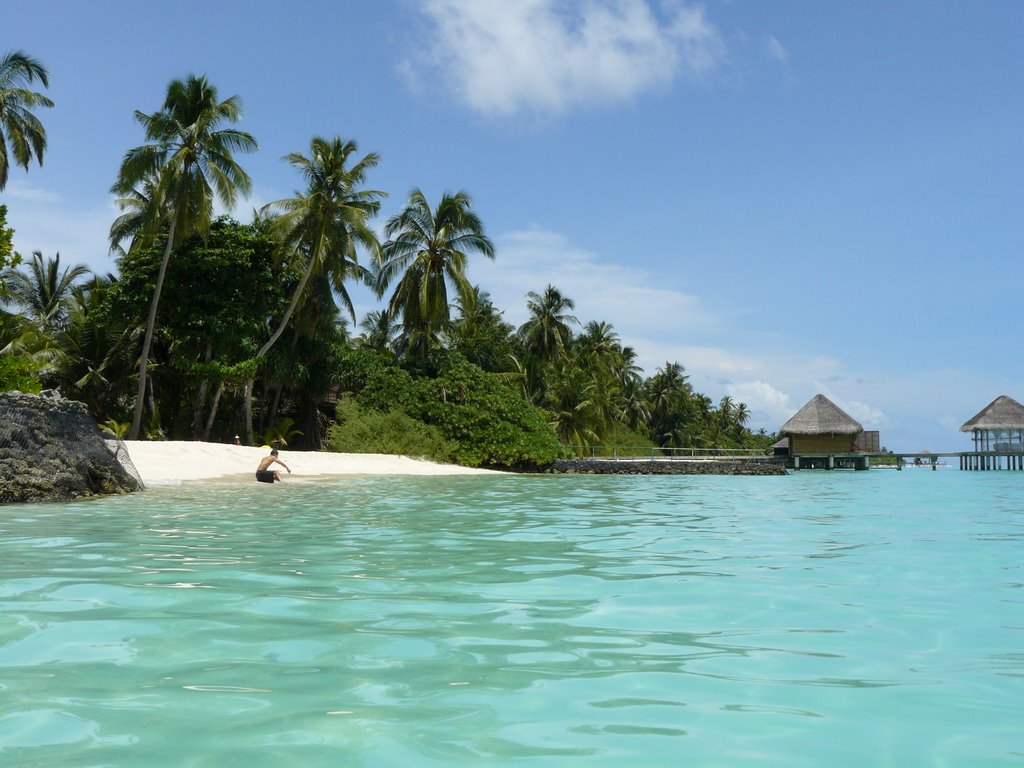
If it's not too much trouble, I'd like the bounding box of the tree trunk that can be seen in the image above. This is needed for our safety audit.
[268,383,283,427]
[146,373,159,437]
[243,244,319,444]
[128,217,177,440]
[202,380,225,442]
[191,340,213,439]
[243,377,256,446]
[268,329,299,427]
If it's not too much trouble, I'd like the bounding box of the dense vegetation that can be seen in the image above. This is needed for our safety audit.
[0,54,774,467]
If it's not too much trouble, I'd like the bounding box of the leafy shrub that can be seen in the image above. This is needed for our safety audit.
[0,355,41,394]
[328,349,563,469]
[413,355,563,468]
[326,397,456,461]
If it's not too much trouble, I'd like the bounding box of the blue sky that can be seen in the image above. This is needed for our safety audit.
[5,0,1022,451]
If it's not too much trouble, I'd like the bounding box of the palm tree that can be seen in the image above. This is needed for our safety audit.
[0,50,53,191]
[1,250,89,330]
[108,174,161,257]
[356,310,399,354]
[250,136,382,442]
[544,359,602,452]
[734,401,750,427]
[55,274,136,420]
[259,136,382,353]
[111,74,257,439]
[646,361,694,449]
[0,251,90,386]
[518,285,578,363]
[378,189,494,357]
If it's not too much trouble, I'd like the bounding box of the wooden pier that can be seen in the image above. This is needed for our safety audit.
[955,451,1024,471]
[787,451,1024,471]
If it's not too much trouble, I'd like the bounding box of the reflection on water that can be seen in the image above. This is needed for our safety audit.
[1,472,1022,766]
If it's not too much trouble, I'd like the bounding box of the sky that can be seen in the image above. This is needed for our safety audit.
[4,0,1022,451]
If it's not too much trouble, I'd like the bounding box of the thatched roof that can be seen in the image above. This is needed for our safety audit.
[959,395,1024,432]
[778,394,863,436]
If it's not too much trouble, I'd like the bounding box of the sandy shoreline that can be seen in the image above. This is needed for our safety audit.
[122,440,503,485]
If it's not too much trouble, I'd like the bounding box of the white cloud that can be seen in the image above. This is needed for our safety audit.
[215,188,275,222]
[727,380,792,424]
[765,34,788,63]
[4,180,62,204]
[410,0,725,117]
[474,227,717,339]
[7,196,118,273]
[829,397,889,430]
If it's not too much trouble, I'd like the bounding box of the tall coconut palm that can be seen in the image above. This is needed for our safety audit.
[108,174,161,258]
[646,361,695,449]
[544,359,603,452]
[1,250,89,330]
[250,136,382,442]
[0,50,53,191]
[111,74,257,438]
[378,189,494,357]
[518,285,578,364]
[55,274,136,420]
[0,251,90,384]
[259,136,382,355]
[359,310,401,354]
[734,401,750,427]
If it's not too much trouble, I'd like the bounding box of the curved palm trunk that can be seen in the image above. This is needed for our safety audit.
[128,217,176,440]
[202,380,225,442]
[191,340,213,439]
[243,240,320,444]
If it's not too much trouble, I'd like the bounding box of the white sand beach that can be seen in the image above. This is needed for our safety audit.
[123,440,502,484]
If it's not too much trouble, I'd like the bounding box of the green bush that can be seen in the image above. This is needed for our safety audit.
[326,397,456,461]
[0,355,41,394]
[330,349,563,469]
[413,355,563,468]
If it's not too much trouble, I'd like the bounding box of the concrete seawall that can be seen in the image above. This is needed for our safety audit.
[548,458,788,476]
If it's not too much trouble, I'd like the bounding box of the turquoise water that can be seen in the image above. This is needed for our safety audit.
[1,471,1022,767]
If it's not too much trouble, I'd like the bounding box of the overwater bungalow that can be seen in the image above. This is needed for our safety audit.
[959,395,1024,470]
[777,394,871,469]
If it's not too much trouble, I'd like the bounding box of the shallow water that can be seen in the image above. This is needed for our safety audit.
[1,470,1022,766]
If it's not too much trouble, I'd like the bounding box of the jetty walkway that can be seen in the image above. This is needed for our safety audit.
[552,447,1024,473]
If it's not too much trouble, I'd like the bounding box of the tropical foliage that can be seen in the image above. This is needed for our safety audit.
[1,60,775,466]
[110,73,257,438]
[0,50,53,191]
[377,189,494,358]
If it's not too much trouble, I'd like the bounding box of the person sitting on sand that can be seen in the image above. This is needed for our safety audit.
[256,449,291,483]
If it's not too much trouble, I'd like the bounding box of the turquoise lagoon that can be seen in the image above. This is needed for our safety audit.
[1,470,1022,767]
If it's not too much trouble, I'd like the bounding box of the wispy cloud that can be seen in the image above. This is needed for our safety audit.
[4,180,62,204]
[474,227,718,339]
[469,228,914,437]
[409,0,725,117]
[765,34,788,64]
[7,196,117,270]
[727,380,792,425]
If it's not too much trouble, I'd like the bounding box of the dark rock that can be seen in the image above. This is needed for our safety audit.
[0,391,143,503]
[547,457,788,476]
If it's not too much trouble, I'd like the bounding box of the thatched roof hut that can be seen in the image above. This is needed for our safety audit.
[778,394,863,436]
[959,395,1024,432]
[777,394,864,457]
[960,395,1024,454]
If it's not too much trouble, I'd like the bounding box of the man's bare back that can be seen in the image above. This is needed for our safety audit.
[255,449,290,483]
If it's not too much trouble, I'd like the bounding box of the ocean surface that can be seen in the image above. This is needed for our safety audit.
[1,469,1022,767]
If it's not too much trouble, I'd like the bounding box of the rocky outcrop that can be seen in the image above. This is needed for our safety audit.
[0,391,143,503]
[548,457,788,476]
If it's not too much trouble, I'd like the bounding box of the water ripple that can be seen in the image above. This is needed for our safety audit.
[1,473,1022,765]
